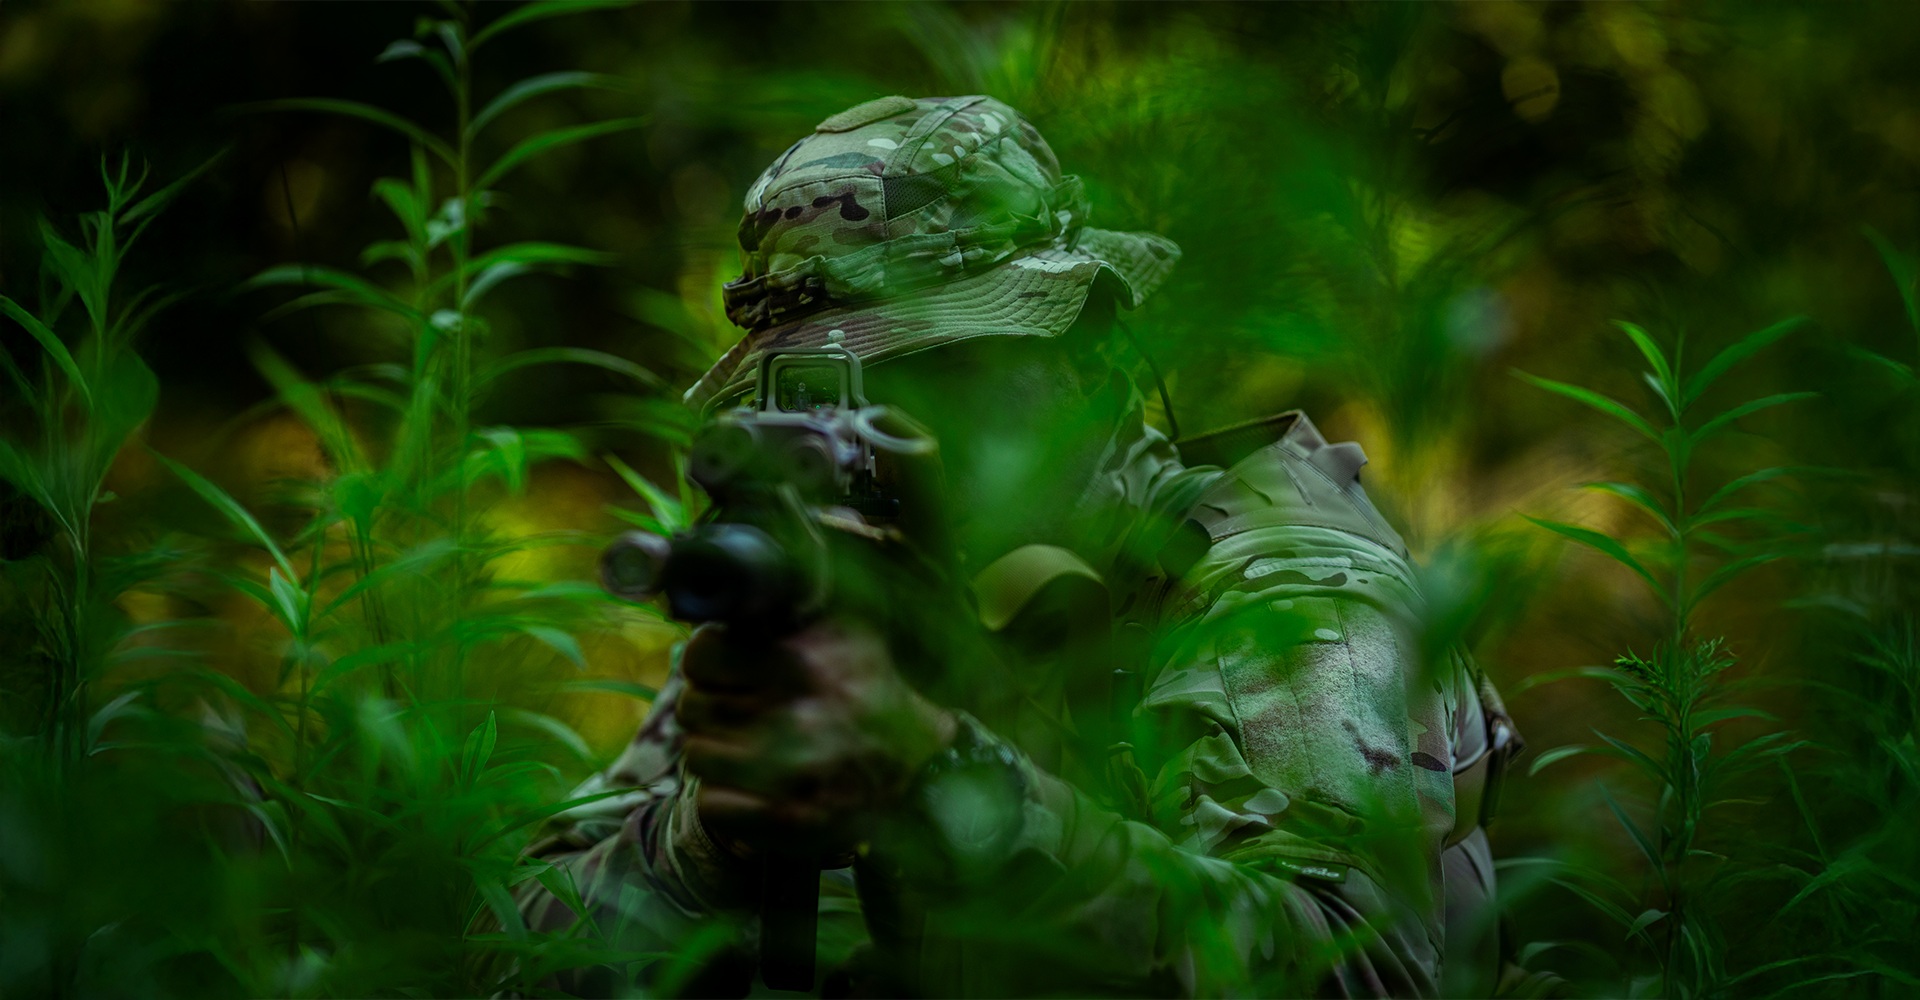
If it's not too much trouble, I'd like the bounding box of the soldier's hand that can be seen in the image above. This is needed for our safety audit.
[677,618,957,856]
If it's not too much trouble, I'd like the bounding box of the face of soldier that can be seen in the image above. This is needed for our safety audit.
[862,308,1125,569]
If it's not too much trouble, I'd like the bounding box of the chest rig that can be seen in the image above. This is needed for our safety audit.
[966,411,1522,841]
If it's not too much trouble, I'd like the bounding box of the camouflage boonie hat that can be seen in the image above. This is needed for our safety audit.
[685,94,1181,409]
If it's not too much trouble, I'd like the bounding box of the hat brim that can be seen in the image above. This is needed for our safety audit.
[684,227,1179,410]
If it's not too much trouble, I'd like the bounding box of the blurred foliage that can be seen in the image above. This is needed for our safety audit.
[1,0,1917,996]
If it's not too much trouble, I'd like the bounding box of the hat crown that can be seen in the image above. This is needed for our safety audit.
[724,96,1085,332]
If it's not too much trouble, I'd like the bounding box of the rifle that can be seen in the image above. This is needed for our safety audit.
[599,346,953,992]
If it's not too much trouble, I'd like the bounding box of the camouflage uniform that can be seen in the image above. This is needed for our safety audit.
[518,96,1522,997]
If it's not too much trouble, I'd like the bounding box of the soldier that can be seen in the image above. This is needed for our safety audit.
[514,95,1525,998]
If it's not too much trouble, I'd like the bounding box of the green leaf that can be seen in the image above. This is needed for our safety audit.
[85,352,159,486]
[249,340,366,472]
[0,296,89,404]
[1692,705,1777,727]
[245,263,421,320]
[475,786,635,850]
[1593,730,1665,784]
[309,642,413,695]
[1529,743,1598,776]
[1600,784,1661,870]
[1846,343,1917,384]
[321,538,457,616]
[377,39,456,95]
[38,220,107,330]
[239,98,456,166]
[1864,226,1919,338]
[605,453,688,533]
[1583,481,1676,536]
[1506,665,1625,697]
[0,441,54,520]
[120,148,229,228]
[1695,467,1801,516]
[1689,392,1819,446]
[182,667,295,739]
[442,241,617,306]
[469,0,636,51]
[1615,320,1676,402]
[519,625,587,669]
[474,116,647,192]
[478,346,662,391]
[152,451,296,579]
[462,710,499,784]
[0,342,35,404]
[558,678,659,701]
[1523,516,1668,601]
[1689,551,1789,609]
[469,71,632,139]
[267,566,308,634]
[86,690,145,753]
[371,177,428,245]
[1512,370,1659,441]
[529,861,590,924]
[1628,907,1668,939]
[1681,316,1807,408]
[476,427,527,493]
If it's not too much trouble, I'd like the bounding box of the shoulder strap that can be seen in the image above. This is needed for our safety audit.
[1174,411,1408,562]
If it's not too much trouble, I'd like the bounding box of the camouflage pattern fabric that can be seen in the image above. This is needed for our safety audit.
[685,95,1180,411]
[507,407,1522,998]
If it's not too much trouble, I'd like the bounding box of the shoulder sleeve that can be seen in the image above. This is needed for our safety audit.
[509,667,758,934]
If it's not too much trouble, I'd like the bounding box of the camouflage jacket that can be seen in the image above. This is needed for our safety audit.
[513,409,1519,997]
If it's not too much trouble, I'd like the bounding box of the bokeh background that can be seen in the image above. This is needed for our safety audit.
[3,1,1916,996]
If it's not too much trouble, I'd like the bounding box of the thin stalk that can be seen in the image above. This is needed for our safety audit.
[447,12,475,707]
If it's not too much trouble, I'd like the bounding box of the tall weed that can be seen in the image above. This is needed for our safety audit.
[1513,319,1815,997]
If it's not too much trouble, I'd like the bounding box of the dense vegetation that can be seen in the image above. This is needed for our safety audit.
[1,2,1915,996]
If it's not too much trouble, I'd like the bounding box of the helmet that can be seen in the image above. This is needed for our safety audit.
[685,94,1180,410]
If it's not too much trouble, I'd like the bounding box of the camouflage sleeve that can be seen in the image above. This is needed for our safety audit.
[870,520,1454,997]
[507,667,760,962]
